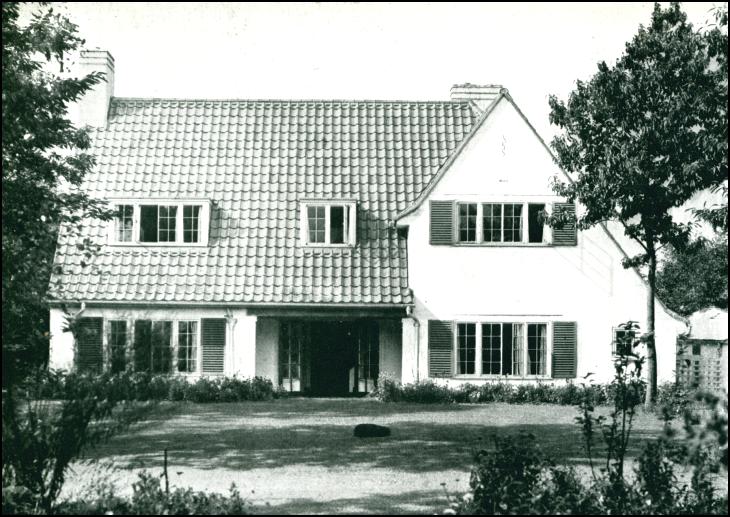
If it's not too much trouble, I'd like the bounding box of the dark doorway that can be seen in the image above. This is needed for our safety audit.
[309,322,357,396]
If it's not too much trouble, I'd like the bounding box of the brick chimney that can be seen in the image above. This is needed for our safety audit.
[450,83,504,111]
[71,50,115,127]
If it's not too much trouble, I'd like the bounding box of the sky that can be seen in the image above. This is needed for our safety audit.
[36,1,722,141]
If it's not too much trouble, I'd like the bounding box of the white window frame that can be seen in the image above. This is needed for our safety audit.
[454,201,551,246]
[453,319,552,379]
[299,199,357,247]
[176,320,199,374]
[107,198,211,247]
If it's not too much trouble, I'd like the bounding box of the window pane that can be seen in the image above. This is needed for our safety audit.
[115,205,133,242]
[109,320,127,373]
[528,204,546,243]
[307,206,325,243]
[158,206,177,242]
[458,203,477,242]
[140,206,158,242]
[150,321,172,373]
[177,321,198,372]
[504,204,523,242]
[527,323,547,375]
[457,323,476,374]
[134,320,152,371]
[330,205,345,244]
[481,323,502,374]
[183,205,201,243]
[512,323,524,376]
[482,203,502,242]
[501,323,513,375]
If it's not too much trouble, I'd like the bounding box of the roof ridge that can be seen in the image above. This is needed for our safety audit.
[111,96,473,105]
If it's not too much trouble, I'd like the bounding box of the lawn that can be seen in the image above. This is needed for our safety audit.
[66,398,671,514]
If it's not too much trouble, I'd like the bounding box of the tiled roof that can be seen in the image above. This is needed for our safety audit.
[51,98,481,305]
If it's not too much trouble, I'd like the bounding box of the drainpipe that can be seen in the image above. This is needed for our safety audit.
[224,308,238,376]
[406,304,421,382]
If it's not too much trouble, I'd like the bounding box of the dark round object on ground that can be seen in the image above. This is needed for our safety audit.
[354,423,391,438]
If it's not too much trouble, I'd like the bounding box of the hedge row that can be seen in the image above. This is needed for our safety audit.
[371,373,693,411]
[26,369,278,403]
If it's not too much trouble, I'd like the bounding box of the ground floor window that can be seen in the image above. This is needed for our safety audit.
[108,320,128,373]
[357,321,379,393]
[456,322,548,377]
[279,321,308,392]
[134,320,173,373]
[177,321,198,373]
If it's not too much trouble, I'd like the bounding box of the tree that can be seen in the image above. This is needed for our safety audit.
[547,3,728,406]
[657,236,728,316]
[2,2,111,386]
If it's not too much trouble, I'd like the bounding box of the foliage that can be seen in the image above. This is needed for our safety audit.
[656,236,729,315]
[2,2,113,386]
[371,371,691,407]
[6,470,251,515]
[546,2,728,405]
[2,369,154,514]
[446,341,728,515]
[33,369,277,403]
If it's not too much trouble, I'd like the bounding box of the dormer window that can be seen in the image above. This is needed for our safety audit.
[300,200,356,246]
[109,199,210,246]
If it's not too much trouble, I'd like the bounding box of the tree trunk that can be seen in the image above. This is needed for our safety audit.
[645,248,658,408]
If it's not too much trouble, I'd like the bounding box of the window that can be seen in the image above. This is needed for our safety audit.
[134,320,172,373]
[527,323,547,375]
[459,203,477,242]
[108,320,127,373]
[613,328,636,356]
[307,206,326,243]
[504,203,523,242]
[109,200,209,245]
[177,321,198,373]
[482,203,502,242]
[455,322,548,377]
[457,323,476,374]
[114,205,133,242]
[183,205,201,243]
[528,204,546,243]
[301,201,356,246]
[455,202,550,245]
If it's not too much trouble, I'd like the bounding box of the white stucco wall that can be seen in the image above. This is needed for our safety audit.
[399,96,687,385]
[48,306,257,377]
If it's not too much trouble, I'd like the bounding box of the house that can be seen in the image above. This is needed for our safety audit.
[48,50,688,394]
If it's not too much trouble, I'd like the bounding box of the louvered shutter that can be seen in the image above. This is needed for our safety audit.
[552,322,577,378]
[202,318,226,374]
[552,203,577,246]
[76,317,103,372]
[428,320,453,377]
[429,201,454,245]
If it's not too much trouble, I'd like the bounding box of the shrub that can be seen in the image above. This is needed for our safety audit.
[53,471,251,515]
[33,370,276,403]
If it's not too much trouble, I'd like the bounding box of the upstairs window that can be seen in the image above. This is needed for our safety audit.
[300,201,356,246]
[453,201,548,245]
[115,205,133,242]
[110,200,210,246]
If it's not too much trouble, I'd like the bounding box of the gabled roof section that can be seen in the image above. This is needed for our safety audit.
[394,91,507,222]
[51,98,481,305]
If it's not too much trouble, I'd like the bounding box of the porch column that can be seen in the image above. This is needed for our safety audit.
[49,308,75,371]
[401,317,420,384]
[230,313,257,377]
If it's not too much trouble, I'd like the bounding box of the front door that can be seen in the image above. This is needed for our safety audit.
[310,322,356,396]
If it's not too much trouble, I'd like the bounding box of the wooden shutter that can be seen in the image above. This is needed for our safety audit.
[552,202,577,246]
[76,317,103,372]
[202,318,226,374]
[429,201,454,245]
[552,321,577,378]
[428,320,453,377]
